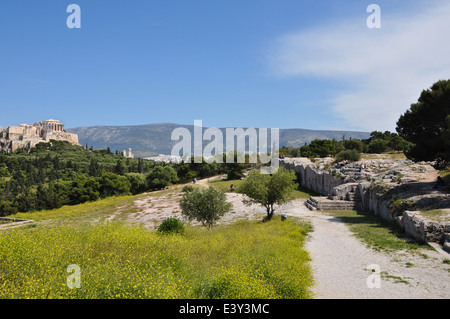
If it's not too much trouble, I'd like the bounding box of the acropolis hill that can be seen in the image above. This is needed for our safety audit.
[0,119,79,153]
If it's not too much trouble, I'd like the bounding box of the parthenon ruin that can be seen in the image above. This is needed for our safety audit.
[0,119,80,153]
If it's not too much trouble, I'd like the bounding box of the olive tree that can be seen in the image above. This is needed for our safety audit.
[239,167,297,221]
[179,186,232,229]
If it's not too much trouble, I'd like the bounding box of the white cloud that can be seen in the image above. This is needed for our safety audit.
[269,1,450,131]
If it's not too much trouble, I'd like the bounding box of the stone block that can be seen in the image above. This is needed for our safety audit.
[444,242,450,254]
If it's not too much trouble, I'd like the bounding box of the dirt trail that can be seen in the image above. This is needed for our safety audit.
[285,201,450,299]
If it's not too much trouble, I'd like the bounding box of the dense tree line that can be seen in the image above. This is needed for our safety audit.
[0,141,249,217]
[280,79,450,170]
[279,131,411,160]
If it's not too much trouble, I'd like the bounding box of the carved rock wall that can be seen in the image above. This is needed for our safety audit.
[280,158,345,196]
[281,158,450,250]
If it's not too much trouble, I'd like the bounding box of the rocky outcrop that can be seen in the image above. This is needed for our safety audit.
[402,211,444,243]
[445,234,450,253]
[281,157,450,250]
[402,211,450,253]
[280,158,347,196]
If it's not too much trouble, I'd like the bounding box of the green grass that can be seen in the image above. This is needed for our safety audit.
[326,210,430,252]
[207,178,244,193]
[0,218,313,299]
[10,195,140,225]
[290,186,318,199]
[9,188,178,226]
[380,272,411,285]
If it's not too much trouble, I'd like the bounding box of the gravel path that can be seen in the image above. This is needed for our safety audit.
[285,201,450,299]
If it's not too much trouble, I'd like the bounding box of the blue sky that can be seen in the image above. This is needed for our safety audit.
[1,0,449,132]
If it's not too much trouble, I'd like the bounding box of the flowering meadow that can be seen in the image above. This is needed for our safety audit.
[0,215,313,299]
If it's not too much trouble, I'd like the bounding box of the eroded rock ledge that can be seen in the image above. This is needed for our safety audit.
[280,158,450,252]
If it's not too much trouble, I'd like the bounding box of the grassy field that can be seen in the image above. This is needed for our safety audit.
[290,186,318,199]
[207,178,244,193]
[12,196,133,222]
[9,187,180,225]
[325,210,430,252]
[0,217,313,299]
[1,174,315,299]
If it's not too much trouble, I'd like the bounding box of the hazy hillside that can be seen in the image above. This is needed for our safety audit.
[67,123,370,158]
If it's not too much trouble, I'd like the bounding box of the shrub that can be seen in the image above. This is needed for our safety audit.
[180,186,232,229]
[389,198,414,216]
[157,217,185,234]
[182,185,195,193]
[330,169,344,179]
[336,149,361,162]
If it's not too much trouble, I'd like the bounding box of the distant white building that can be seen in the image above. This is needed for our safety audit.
[145,154,218,164]
[122,148,134,159]
[145,154,185,164]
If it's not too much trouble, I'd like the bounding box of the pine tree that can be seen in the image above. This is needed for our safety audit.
[114,160,126,175]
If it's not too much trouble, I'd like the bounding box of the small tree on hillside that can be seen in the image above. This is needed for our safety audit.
[239,167,297,221]
[179,186,232,229]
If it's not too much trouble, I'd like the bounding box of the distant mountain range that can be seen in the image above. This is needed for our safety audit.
[67,123,370,158]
